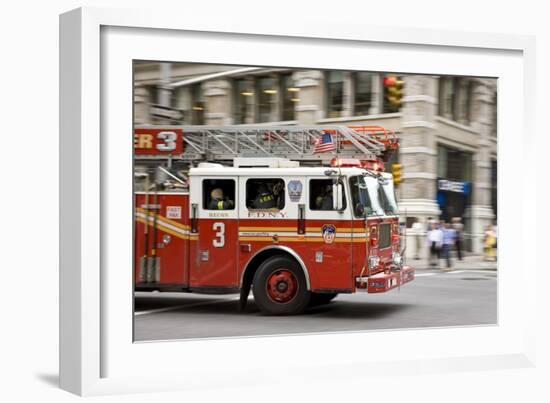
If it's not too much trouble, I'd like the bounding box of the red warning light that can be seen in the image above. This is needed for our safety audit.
[383,76,397,87]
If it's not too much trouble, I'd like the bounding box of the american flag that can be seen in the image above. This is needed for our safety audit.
[313,133,335,154]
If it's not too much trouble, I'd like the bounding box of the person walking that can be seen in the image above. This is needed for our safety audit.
[426,222,443,267]
[411,217,423,260]
[452,217,464,260]
[483,224,497,261]
[441,222,457,269]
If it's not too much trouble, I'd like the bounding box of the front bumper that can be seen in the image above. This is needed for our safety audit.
[355,265,415,293]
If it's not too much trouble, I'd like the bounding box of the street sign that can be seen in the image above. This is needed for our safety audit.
[437,179,470,194]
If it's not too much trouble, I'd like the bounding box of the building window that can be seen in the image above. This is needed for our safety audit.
[234,79,254,124]
[172,87,190,123]
[438,77,477,125]
[246,178,285,210]
[203,179,235,210]
[326,71,344,118]
[281,74,298,121]
[438,77,456,120]
[354,72,373,115]
[190,84,205,125]
[147,85,159,106]
[256,76,278,123]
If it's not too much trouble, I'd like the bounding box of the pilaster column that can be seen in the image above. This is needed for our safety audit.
[203,79,233,125]
[369,74,382,114]
[133,85,150,124]
[292,70,323,124]
[399,75,441,259]
[342,72,353,117]
[464,79,496,254]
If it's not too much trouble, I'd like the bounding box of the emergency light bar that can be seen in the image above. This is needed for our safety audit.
[361,160,385,172]
[330,157,362,167]
[330,157,385,172]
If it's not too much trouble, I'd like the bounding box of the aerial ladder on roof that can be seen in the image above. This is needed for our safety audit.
[134,125,399,166]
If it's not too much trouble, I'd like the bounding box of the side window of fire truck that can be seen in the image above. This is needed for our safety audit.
[246,178,285,210]
[309,179,346,211]
[202,179,236,210]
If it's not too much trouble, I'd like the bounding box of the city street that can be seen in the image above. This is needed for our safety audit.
[134,256,497,341]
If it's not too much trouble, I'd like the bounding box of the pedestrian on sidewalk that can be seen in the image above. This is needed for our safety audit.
[441,222,457,269]
[452,217,464,260]
[427,222,442,267]
[411,217,423,260]
[483,224,497,261]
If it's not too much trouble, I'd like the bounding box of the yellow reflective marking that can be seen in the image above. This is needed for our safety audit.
[136,207,190,230]
[237,236,364,243]
[239,227,297,232]
[238,237,304,242]
[136,217,188,240]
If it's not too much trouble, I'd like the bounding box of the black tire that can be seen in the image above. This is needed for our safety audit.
[252,255,310,315]
[309,292,338,306]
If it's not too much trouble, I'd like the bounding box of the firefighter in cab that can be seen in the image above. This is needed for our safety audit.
[316,185,333,210]
[252,183,276,209]
[209,188,234,210]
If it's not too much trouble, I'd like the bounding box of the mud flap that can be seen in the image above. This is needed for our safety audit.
[239,281,251,311]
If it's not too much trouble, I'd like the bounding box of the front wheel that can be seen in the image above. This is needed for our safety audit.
[252,256,310,315]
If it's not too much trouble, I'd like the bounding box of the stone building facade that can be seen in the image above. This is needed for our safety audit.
[134,62,497,256]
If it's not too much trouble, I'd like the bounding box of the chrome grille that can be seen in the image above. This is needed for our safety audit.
[378,223,391,249]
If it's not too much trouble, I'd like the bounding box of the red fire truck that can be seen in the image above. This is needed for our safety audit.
[134,125,414,315]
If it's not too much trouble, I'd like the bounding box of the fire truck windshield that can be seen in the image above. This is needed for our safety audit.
[379,177,399,215]
[350,175,381,217]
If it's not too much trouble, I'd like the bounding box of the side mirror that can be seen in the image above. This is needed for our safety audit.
[354,203,365,217]
[333,182,345,211]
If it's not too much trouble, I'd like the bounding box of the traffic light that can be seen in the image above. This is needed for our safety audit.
[392,163,402,186]
[383,76,404,109]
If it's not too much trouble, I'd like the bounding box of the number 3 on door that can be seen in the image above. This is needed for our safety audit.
[212,222,225,247]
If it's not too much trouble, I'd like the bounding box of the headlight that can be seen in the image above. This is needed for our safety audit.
[368,255,380,269]
[392,252,403,266]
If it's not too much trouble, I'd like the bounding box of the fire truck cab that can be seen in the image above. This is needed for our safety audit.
[135,154,414,315]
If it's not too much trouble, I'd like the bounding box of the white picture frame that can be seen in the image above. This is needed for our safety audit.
[60,6,537,396]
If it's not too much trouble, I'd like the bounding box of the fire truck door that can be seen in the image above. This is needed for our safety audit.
[306,177,353,291]
[189,177,240,288]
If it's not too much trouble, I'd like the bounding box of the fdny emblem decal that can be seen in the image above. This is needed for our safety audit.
[321,224,336,244]
[287,180,303,202]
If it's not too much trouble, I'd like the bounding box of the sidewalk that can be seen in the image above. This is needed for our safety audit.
[405,254,497,271]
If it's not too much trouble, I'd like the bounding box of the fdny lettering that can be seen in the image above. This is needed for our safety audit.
[248,211,288,218]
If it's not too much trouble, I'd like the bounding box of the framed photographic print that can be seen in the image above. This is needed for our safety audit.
[60,6,536,396]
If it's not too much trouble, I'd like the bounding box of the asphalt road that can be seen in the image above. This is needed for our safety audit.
[134,268,497,341]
